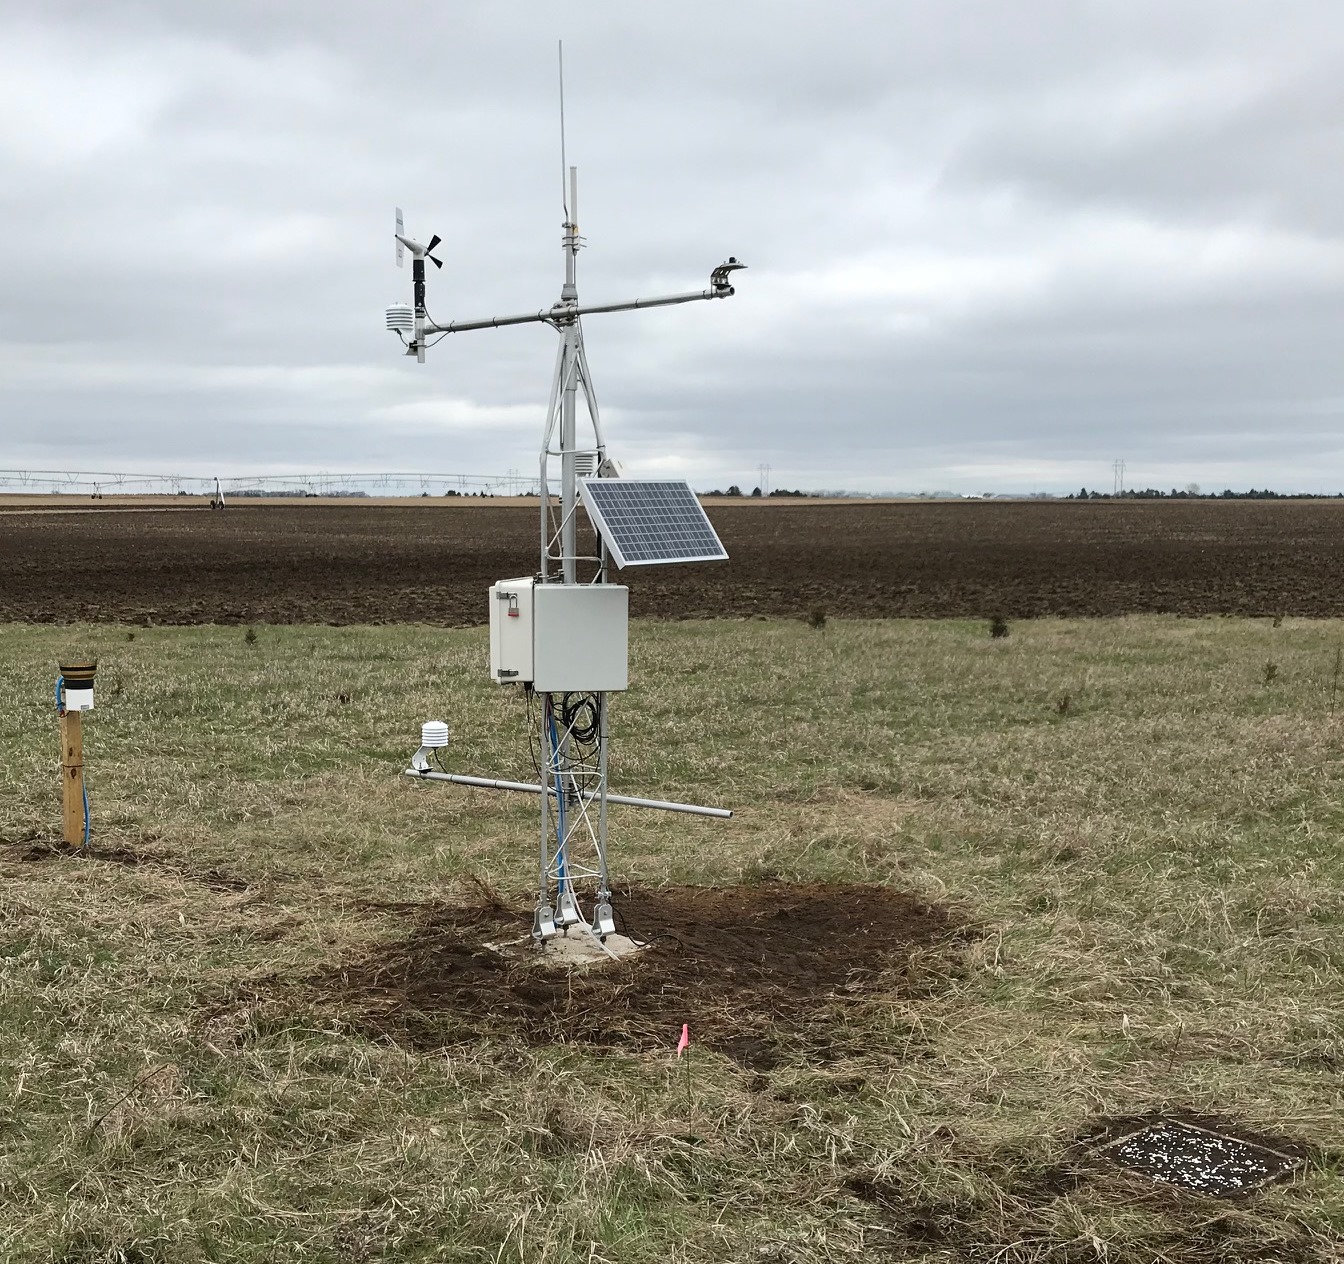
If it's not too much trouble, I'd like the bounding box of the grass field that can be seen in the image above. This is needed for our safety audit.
[1,616,1342,1262]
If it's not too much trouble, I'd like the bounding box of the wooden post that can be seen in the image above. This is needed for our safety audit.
[57,659,96,848]
[61,709,85,846]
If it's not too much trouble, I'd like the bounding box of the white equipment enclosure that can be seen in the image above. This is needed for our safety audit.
[394,105,744,943]
[490,579,629,693]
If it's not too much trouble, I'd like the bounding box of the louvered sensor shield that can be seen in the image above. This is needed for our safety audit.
[578,478,728,568]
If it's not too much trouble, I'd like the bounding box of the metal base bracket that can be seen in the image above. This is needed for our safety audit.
[557,890,582,927]
[591,901,616,937]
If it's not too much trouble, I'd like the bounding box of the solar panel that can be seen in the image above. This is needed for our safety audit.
[578,478,728,568]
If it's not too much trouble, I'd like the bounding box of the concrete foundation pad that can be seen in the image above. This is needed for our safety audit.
[485,930,647,966]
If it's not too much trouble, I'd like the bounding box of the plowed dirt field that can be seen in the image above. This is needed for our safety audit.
[3,498,1343,623]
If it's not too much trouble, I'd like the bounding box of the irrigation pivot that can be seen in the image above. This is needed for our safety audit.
[390,167,745,945]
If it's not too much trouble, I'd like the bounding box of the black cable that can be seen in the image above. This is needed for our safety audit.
[526,690,603,793]
[638,930,689,952]
[561,692,600,747]
[608,903,686,953]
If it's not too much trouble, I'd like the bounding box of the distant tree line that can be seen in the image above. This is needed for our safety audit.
[700,486,810,498]
[1070,487,1344,500]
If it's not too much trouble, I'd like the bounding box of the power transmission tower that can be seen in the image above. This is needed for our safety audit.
[1113,460,1126,496]
[758,463,771,497]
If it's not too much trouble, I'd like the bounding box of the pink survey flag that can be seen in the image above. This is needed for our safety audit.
[676,1023,690,1058]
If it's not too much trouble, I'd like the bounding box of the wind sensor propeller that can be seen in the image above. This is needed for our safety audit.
[388,208,443,362]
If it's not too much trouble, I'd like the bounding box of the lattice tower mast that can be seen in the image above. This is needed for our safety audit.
[389,163,743,940]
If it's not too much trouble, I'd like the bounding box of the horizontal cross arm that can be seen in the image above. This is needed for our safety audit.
[421,283,737,337]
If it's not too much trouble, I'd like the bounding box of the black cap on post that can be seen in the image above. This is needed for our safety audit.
[58,660,98,685]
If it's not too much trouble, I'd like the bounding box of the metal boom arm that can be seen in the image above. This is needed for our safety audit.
[423,278,740,337]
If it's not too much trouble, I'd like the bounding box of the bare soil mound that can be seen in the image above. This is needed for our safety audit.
[305,882,965,1068]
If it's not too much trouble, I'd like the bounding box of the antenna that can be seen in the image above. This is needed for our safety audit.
[558,41,569,221]
[395,208,404,268]
[389,98,747,948]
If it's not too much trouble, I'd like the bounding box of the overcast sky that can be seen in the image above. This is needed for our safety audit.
[2,1,1342,494]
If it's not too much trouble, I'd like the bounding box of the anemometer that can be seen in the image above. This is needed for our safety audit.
[392,57,746,946]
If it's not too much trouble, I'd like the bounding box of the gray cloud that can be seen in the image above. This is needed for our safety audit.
[1,1,1342,493]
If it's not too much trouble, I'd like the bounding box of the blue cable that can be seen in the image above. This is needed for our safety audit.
[547,696,568,893]
[55,675,90,848]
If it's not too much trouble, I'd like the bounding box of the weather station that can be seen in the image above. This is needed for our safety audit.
[388,69,746,956]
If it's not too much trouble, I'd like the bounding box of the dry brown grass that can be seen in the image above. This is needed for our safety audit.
[0,616,1342,1261]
